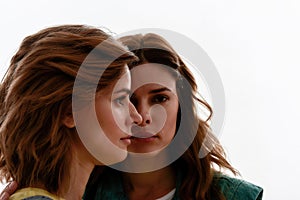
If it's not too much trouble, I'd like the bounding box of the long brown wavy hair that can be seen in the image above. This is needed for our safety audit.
[119,33,238,200]
[0,25,137,196]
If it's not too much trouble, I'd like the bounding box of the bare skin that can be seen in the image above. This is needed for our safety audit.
[64,138,96,200]
[0,69,143,200]
[123,64,179,200]
[123,166,176,200]
[0,64,179,200]
[0,182,17,200]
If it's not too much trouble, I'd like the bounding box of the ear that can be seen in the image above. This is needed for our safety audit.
[62,112,75,128]
[62,115,75,128]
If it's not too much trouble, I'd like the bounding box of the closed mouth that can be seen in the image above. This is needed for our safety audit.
[129,135,158,139]
[131,131,157,138]
[120,135,131,140]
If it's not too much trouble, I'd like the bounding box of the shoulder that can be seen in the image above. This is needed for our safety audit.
[214,173,263,200]
[10,187,62,200]
[84,167,126,200]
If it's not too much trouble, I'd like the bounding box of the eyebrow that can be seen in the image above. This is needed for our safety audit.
[149,87,172,94]
[114,88,131,94]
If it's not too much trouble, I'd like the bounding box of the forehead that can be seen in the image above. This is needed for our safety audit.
[100,67,131,95]
[115,68,130,88]
[130,63,177,93]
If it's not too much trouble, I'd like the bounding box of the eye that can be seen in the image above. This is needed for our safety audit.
[152,94,169,103]
[114,96,127,106]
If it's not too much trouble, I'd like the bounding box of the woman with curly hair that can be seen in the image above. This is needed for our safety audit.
[83,33,263,200]
[0,24,142,200]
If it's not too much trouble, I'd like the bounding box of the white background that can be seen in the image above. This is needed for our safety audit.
[1,0,300,199]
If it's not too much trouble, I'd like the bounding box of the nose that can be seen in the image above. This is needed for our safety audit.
[129,101,142,125]
[136,103,152,126]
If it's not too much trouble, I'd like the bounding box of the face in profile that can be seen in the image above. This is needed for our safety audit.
[95,68,135,149]
[128,63,179,153]
[74,67,142,165]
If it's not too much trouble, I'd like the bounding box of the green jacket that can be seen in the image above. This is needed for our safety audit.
[84,169,263,200]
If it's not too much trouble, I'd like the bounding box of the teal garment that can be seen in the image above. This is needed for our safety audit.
[83,168,263,200]
[214,173,263,200]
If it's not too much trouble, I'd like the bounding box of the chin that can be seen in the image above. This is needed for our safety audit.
[90,147,128,166]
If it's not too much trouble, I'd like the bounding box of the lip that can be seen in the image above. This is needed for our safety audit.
[129,135,158,143]
[120,135,132,145]
[131,131,156,138]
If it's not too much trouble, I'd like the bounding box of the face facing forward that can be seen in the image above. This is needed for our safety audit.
[128,63,179,153]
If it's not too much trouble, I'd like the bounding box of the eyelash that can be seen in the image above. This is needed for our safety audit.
[152,94,169,103]
[129,94,170,107]
[114,96,127,105]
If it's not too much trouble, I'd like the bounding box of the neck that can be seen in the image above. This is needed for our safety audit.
[64,142,95,200]
[123,166,176,200]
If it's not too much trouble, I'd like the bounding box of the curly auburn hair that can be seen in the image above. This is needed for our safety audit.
[0,24,136,196]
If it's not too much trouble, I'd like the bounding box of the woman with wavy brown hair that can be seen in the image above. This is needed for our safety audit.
[83,33,263,200]
[0,25,142,199]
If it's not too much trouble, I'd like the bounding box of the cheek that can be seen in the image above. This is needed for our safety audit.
[112,106,127,120]
[96,106,123,145]
[165,105,179,138]
[95,102,105,121]
[167,112,178,133]
[111,105,132,134]
[95,102,116,132]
